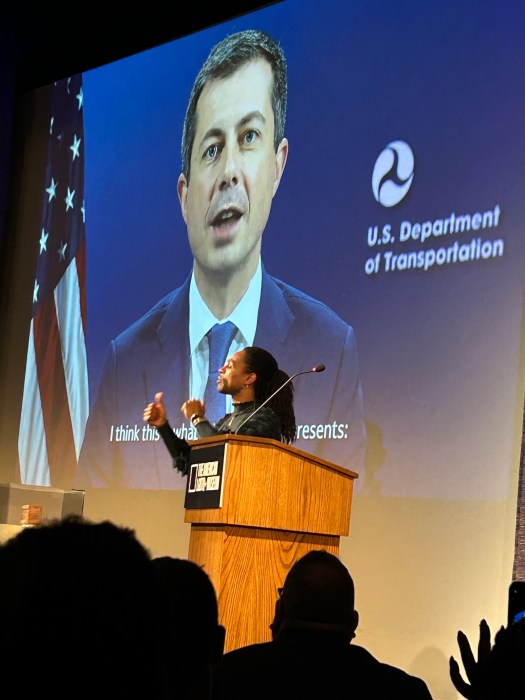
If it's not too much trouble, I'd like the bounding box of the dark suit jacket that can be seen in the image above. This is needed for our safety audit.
[211,632,434,700]
[77,267,366,489]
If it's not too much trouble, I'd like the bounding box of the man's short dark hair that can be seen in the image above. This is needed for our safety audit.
[181,28,287,181]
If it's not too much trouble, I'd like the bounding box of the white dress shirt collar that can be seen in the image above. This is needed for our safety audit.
[188,259,262,406]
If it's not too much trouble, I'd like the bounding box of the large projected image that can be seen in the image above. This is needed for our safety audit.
[16,0,525,498]
[75,22,366,489]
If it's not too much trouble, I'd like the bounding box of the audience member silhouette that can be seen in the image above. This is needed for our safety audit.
[449,616,525,699]
[0,514,169,699]
[211,549,433,699]
[151,556,225,699]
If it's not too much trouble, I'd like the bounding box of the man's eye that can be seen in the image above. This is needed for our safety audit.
[243,130,258,145]
[205,144,219,160]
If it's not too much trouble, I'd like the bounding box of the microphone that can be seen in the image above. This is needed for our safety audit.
[234,363,325,435]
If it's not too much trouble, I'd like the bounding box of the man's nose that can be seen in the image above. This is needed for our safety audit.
[218,142,240,190]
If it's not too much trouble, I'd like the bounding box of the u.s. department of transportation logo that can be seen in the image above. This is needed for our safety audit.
[372,140,415,207]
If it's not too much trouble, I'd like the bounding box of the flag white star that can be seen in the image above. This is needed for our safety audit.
[39,229,49,253]
[45,177,57,202]
[81,199,86,223]
[65,187,75,211]
[76,86,83,110]
[70,134,81,161]
[58,241,68,261]
[33,280,39,303]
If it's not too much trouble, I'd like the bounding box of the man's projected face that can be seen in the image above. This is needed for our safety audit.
[178,58,287,282]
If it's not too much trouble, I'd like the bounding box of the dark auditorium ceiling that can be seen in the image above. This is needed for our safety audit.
[3,2,279,92]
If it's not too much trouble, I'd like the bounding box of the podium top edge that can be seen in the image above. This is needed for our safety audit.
[188,434,359,479]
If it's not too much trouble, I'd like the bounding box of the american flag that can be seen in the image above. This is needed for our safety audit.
[18,74,89,488]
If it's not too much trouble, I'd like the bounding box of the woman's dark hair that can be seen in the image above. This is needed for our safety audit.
[242,346,296,444]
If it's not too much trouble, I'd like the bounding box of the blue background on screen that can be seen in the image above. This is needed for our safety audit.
[81,0,525,498]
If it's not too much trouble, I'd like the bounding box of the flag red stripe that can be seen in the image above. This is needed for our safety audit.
[33,296,77,485]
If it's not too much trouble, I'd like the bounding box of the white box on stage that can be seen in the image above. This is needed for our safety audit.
[0,482,85,526]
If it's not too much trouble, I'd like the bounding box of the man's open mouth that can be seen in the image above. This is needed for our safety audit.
[211,207,242,226]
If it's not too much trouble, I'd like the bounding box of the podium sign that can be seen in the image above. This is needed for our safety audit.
[184,443,227,510]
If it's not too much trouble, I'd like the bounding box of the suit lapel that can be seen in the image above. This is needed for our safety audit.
[254,267,294,357]
[254,268,321,378]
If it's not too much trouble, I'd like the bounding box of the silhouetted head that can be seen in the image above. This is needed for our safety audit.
[151,556,225,699]
[271,549,359,642]
[151,556,225,662]
[0,514,164,697]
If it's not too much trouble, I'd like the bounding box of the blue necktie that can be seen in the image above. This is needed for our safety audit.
[203,321,237,424]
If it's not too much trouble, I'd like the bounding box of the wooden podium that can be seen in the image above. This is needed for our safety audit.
[183,433,358,653]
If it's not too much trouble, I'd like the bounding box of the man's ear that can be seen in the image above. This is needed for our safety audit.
[244,372,256,387]
[177,173,188,224]
[272,137,288,198]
